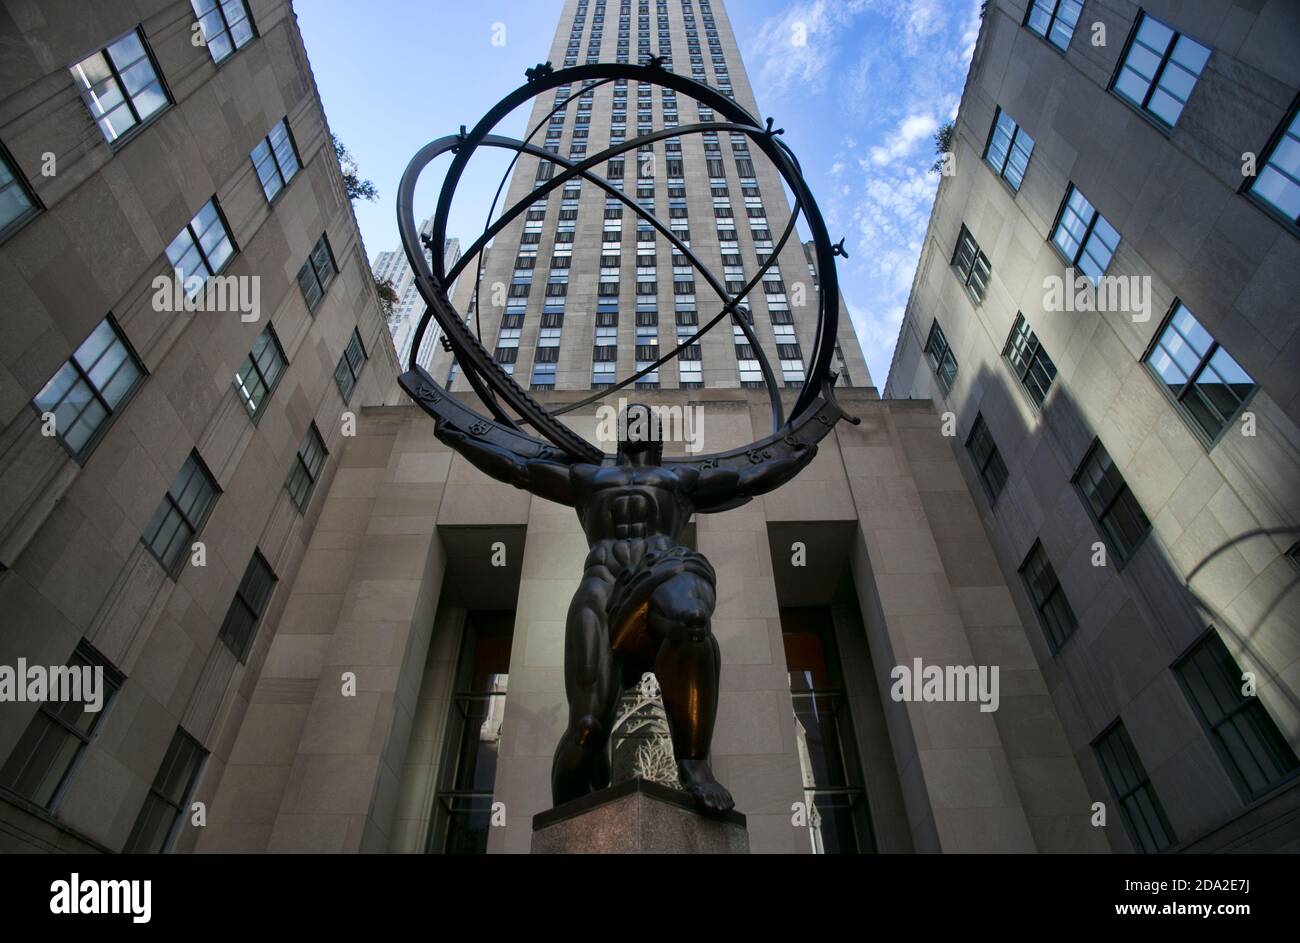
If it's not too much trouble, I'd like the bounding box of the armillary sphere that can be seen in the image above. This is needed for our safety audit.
[396,60,858,512]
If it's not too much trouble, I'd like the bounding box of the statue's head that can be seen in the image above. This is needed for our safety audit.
[617,403,663,464]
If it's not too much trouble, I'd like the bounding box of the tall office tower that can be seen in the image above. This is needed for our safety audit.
[427,0,869,394]
[0,1,397,852]
[885,0,1299,851]
[374,224,461,370]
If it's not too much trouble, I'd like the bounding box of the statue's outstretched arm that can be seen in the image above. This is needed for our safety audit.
[436,423,577,506]
[691,444,819,508]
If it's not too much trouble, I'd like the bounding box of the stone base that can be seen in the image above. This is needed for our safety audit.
[531,778,749,854]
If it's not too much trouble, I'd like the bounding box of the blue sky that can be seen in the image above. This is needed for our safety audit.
[296,0,984,386]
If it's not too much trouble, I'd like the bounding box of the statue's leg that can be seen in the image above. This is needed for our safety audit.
[648,571,734,814]
[551,575,618,805]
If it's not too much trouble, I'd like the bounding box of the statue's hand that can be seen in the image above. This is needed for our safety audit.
[436,423,466,445]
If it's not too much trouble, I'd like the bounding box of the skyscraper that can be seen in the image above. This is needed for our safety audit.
[373,223,461,370]
[885,0,1299,851]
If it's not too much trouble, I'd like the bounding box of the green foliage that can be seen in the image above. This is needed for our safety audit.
[332,134,378,202]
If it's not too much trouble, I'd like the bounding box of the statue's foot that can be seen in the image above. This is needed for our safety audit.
[678,758,734,815]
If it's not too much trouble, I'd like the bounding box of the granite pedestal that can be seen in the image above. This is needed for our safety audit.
[530,778,750,854]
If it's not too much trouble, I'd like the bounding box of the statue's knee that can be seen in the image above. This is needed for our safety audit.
[570,714,604,748]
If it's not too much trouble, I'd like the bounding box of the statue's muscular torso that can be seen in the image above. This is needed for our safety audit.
[570,463,700,581]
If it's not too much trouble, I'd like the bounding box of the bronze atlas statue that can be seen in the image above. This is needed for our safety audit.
[394,60,856,815]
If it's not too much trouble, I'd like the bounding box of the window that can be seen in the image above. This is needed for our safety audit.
[923,320,958,394]
[251,118,299,201]
[285,424,327,513]
[166,198,235,293]
[1143,302,1256,443]
[1019,541,1078,653]
[530,361,557,389]
[192,0,256,64]
[70,28,169,143]
[1002,313,1058,408]
[0,643,123,810]
[984,108,1035,191]
[1112,12,1210,129]
[32,315,144,459]
[0,143,39,238]
[143,451,220,577]
[1074,439,1150,564]
[218,550,277,661]
[1246,99,1300,229]
[334,328,367,401]
[1094,721,1176,853]
[1023,0,1081,51]
[952,224,991,304]
[966,414,1009,502]
[1051,185,1119,284]
[123,728,207,853]
[297,234,337,313]
[233,327,286,421]
[1175,631,1299,799]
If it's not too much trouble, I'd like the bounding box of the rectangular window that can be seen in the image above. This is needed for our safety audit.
[192,0,256,64]
[251,118,299,202]
[1051,185,1119,285]
[234,326,286,420]
[984,108,1035,191]
[0,143,39,238]
[1112,12,1210,129]
[123,728,207,853]
[142,451,220,577]
[1019,541,1078,653]
[1143,301,1256,444]
[1002,313,1058,408]
[1094,722,1176,853]
[1175,631,1299,799]
[0,642,123,810]
[334,328,367,402]
[285,423,327,513]
[966,414,1009,502]
[32,315,144,460]
[218,549,277,661]
[1246,99,1300,229]
[952,224,991,304]
[1024,0,1081,51]
[293,234,337,314]
[1073,439,1150,565]
[531,361,557,389]
[923,320,958,394]
[70,28,169,143]
[165,197,235,293]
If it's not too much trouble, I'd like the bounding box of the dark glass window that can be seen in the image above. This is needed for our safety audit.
[191,0,256,63]
[1003,312,1057,408]
[286,423,327,512]
[984,107,1035,191]
[70,28,168,143]
[251,118,299,202]
[1112,12,1210,129]
[1144,302,1256,444]
[1175,631,1298,799]
[218,550,277,661]
[0,143,39,238]
[1094,721,1176,853]
[32,315,144,459]
[966,414,1009,502]
[142,451,220,577]
[1019,541,1078,653]
[429,612,513,854]
[234,326,286,420]
[923,320,958,394]
[0,642,123,810]
[1074,439,1151,564]
[1051,185,1119,285]
[952,224,991,304]
[783,608,875,854]
[297,234,337,314]
[334,328,367,401]
[1247,100,1300,228]
[123,728,207,853]
[165,197,235,293]
[1023,0,1081,51]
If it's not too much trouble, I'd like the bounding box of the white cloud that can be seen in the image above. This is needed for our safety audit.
[867,113,939,166]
